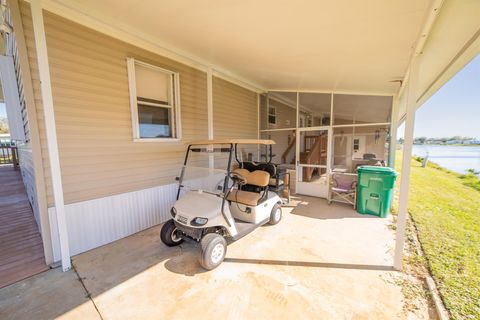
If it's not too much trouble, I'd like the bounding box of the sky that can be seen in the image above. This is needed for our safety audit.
[398,54,480,139]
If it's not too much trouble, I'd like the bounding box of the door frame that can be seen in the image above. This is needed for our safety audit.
[295,126,332,197]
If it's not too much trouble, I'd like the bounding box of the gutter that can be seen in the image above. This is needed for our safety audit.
[397,0,444,99]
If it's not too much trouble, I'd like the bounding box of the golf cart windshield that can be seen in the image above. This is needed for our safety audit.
[180,166,227,196]
[178,140,276,197]
[178,145,231,196]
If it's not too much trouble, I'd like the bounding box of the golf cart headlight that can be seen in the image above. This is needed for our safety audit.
[170,207,177,218]
[191,217,208,226]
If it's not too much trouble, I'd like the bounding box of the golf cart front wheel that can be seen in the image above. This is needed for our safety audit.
[269,203,282,225]
[160,219,184,247]
[198,233,227,270]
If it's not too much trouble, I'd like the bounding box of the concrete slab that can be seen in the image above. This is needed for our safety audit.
[0,268,100,320]
[71,196,425,320]
[0,196,431,319]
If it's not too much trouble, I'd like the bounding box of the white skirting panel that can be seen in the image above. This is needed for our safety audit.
[48,183,177,262]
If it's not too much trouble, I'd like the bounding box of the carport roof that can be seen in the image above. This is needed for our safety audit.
[39,0,480,109]
[46,0,431,94]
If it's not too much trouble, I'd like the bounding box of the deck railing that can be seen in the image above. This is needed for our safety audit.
[0,139,18,169]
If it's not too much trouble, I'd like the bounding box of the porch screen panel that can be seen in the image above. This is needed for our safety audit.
[352,125,390,166]
[333,127,354,172]
[260,131,296,165]
[298,93,331,128]
[261,92,297,130]
[333,94,392,125]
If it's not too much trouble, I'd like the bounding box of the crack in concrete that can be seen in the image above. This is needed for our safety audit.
[72,262,105,320]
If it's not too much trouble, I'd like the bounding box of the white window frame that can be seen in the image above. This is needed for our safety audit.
[268,105,277,125]
[127,57,182,142]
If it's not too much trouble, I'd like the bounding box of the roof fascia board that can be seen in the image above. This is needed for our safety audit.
[397,0,444,99]
[416,27,480,107]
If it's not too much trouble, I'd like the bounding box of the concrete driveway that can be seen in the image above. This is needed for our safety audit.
[0,196,432,319]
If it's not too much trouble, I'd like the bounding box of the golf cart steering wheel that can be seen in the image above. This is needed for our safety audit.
[229,171,247,186]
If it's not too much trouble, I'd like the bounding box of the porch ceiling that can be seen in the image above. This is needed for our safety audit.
[56,0,430,94]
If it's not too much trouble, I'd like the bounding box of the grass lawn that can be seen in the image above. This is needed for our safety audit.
[395,151,480,319]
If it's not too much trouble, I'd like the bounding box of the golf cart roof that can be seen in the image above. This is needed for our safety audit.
[189,139,275,145]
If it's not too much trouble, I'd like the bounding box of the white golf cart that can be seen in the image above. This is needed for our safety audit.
[160,139,286,270]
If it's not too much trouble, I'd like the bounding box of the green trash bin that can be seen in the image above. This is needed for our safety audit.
[357,166,398,218]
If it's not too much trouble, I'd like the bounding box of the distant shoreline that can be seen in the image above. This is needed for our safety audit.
[401,143,480,147]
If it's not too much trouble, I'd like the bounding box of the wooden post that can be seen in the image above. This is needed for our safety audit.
[11,146,18,170]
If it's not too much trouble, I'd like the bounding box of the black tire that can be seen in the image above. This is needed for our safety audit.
[160,220,184,247]
[198,233,227,270]
[269,203,282,225]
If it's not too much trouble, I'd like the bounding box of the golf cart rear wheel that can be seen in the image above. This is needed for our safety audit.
[269,203,282,225]
[160,219,184,247]
[198,233,227,270]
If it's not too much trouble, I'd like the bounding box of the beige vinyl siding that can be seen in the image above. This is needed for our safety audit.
[268,99,296,130]
[19,2,208,205]
[212,76,258,162]
[212,77,258,139]
[260,96,295,164]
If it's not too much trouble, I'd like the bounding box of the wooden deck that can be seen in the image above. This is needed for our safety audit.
[0,165,48,288]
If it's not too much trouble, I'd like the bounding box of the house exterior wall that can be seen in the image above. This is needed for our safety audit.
[6,0,54,264]
[20,3,211,205]
[212,76,258,140]
[17,2,260,261]
[212,76,258,161]
[267,99,296,130]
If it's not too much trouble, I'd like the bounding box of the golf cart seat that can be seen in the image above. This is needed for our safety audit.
[227,190,263,206]
[240,161,290,201]
[227,169,270,206]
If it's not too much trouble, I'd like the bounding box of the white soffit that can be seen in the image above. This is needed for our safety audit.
[416,0,480,104]
[396,0,480,121]
[45,0,430,94]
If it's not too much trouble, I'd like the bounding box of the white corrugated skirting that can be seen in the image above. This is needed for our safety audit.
[48,183,177,262]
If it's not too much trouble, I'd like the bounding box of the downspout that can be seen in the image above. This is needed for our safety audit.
[397,0,444,99]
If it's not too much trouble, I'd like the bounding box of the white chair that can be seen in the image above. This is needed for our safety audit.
[328,172,358,209]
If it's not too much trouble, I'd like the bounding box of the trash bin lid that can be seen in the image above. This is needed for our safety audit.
[357,166,398,176]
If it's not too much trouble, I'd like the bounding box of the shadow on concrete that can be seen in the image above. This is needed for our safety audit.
[289,195,378,220]
[223,257,394,271]
[164,242,209,276]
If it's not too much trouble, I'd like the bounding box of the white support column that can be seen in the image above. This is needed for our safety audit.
[30,0,71,271]
[394,56,420,270]
[207,67,214,168]
[388,97,400,168]
[256,93,260,160]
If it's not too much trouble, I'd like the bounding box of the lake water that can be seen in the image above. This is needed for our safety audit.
[411,145,480,175]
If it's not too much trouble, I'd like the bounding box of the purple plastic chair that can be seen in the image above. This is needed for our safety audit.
[328,172,358,209]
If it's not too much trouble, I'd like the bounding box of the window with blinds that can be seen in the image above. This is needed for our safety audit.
[127,58,181,140]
